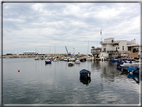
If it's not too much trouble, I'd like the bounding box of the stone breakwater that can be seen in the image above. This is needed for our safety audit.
[2,54,69,58]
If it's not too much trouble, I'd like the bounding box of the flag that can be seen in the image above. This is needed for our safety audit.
[100,30,102,34]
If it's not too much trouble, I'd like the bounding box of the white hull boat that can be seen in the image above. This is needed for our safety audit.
[86,57,92,61]
[53,59,57,62]
[75,60,80,64]
[64,59,68,61]
[35,56,39,60]
[69,58,75,62]
[68,62,75,66]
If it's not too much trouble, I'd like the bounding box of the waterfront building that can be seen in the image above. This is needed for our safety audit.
[100,38,140,58]
[91,46,101,58]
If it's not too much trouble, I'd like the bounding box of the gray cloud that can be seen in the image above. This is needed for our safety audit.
[3,3,140,54]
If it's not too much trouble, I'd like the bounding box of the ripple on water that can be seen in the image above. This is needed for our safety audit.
[3,58,140,104]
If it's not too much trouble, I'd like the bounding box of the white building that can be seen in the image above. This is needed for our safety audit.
[100,38,140,58]
[23,51,36,55]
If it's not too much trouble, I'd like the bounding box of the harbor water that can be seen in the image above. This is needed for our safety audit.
[3,58,140,104]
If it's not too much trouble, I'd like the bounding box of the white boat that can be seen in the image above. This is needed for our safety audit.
[122,62,140,66]
[60,57,64,61]
[75,59,80,64]
[68,62,75,66]
[45,57,48,60]
[53,59,57,62]
[35,56,39,60]
[86,56,92,61]
[64,58,68,61]
[69,57,75,62]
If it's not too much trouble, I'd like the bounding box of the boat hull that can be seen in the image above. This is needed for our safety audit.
[80,69,91,78]
[68,62,75,66]
[45,61,51,64]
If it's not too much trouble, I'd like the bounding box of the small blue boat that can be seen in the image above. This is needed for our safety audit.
[45,60,52,64]
[117,60,133,71]
[80,69,91,78]
[117,61,124,70]
[110,58,116,62]
[127,66,140,74]
[110,58,119,63]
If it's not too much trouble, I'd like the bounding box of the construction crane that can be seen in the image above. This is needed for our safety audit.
[65,46,71,55]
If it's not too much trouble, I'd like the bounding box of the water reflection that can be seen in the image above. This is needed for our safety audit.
[3,58,140,104]
[79,77,91,86]
[91,61,101,70]
[100,62,120,82]
[127,74,140,84]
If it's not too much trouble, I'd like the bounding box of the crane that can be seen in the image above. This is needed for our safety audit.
[65,46,71,55]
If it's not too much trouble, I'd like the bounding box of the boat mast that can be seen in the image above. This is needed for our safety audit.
[87,41,89,55]
[100,29,102,42]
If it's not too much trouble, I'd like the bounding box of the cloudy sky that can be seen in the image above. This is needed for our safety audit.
[3,1,140,54]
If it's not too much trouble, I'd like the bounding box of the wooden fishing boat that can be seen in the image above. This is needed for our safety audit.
[80,69,91,78]
[45,60,52,64]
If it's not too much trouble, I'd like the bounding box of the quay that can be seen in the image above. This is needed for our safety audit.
[2,53,88,59]
[2,54,69,58]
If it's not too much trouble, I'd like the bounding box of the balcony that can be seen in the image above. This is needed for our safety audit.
[91,50,101,55]
[100,41,119,45]
[107,49,117,51]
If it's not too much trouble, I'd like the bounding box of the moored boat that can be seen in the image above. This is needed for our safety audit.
[45,60,52,64]
[53,59,57,62]
[68,62,75,66]
[86,56,92,61]
[80,57,86,62]
[35,56,39,60]
[64,58,68,61]
[80,69,91,78]
[69,57,75,62]
[75,59,80,64]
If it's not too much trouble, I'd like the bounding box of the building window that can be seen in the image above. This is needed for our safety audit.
[122,46,124,50]
[128,47,131,51]
[118,47,119,49]
[104,48,106,52]
[96,50,100,53]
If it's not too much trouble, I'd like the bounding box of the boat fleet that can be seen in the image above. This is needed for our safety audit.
[110,58,142,76]
[34,55,93,85]
[35,55,141,76]
[34,55,94,66]
[35,55,141,85]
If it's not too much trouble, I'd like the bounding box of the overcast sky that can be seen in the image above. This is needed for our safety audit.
[3,2,140,54]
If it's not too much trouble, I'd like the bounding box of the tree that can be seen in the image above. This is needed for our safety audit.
[91,46,95,49]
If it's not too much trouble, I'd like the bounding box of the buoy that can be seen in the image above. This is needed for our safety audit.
[18,70,20,72]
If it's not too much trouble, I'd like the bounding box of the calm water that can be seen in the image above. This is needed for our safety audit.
[3,58,140,104]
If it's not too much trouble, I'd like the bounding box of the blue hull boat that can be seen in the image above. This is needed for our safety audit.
[117,62,124,70]
[128,66,142,75]
[45,60,52,64]
[80,69,91,78]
